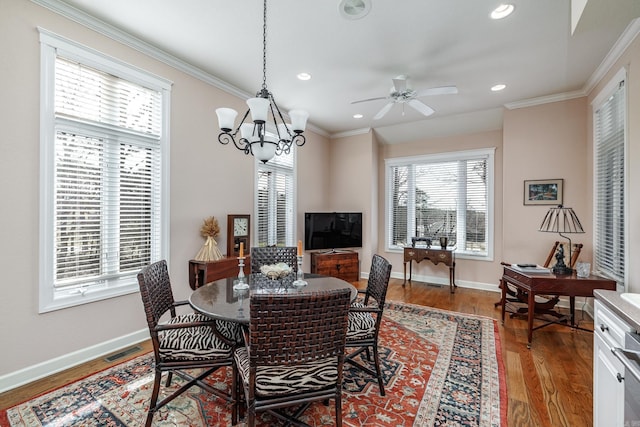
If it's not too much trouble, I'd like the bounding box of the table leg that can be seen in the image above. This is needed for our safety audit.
[449,266,455,293]
[403,261,407,286]
[570,296,576,328]
[409,261,413,283]
[527,290,535,348]
[500,278,507,324]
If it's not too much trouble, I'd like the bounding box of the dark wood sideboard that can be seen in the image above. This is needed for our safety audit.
[188,256,251,290]
[310,251,359,282]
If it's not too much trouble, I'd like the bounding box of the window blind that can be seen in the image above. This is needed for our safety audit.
[256,149,295,247]
[386,149,492,257]
[594,76,626,283]
[52,57,162,291]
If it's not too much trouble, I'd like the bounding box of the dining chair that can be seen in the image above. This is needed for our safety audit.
[250,246,297,273]
[345,254,392,396]
[137,260,237,427]
[233,288,352,427]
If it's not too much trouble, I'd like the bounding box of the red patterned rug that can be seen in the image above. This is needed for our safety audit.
[2,302,507,426]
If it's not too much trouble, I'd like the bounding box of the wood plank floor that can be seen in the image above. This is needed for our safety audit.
[0,278,594,427]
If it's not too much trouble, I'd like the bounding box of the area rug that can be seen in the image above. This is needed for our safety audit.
[1,302,506,427]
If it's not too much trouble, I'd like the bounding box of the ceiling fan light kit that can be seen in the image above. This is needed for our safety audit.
[215,0,308,164]
[351,75,458,120]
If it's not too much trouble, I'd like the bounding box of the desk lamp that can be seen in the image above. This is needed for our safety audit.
[538,205,584,274]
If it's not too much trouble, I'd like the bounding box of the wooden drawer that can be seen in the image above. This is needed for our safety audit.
[311,251,359,282]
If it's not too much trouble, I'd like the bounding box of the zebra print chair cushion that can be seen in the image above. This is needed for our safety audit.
[234,347,339,396]
[346,302,377,340]
[158,313,233,360]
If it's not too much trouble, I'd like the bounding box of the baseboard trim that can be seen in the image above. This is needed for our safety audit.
[0,329,149,394]
[359,271,500,293]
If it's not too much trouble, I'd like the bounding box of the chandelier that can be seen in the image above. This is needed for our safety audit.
[215,0,308,163]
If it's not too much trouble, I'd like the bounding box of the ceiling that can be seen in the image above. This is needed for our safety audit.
[49,0,640,144]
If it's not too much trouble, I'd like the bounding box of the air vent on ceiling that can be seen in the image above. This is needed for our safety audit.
[338,0,371,20]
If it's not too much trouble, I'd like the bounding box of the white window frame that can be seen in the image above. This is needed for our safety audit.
[385,148,495,260]
[39,29,171,312]
[254,147,297,247]
[592,67,628,288]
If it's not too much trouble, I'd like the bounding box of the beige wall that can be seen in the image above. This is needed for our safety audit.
[327,132,377,272]
[0,0,330,377]
[503,98,589,265]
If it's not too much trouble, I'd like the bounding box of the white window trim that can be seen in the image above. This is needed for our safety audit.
[38,29,172,312]
[591,67,628,288]
[384,148,495,261]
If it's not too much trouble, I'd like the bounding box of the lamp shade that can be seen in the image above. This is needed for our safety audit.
[240,123,255,141]
[215,108,238,131]
[247,97,270,123]
[251,135,277,163]
[538,205,584,234]
[289,109,309,132]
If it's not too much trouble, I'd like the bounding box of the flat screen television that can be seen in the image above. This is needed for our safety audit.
[304,212,363,251]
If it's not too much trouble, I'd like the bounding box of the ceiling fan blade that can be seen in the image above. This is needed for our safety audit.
[373,102,395,120]
[392,76,408,92]
[351,96,388,105]
[408,99,435,117]
[415,85,459,97]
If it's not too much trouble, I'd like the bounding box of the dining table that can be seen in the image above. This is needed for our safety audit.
[189,272,358,325]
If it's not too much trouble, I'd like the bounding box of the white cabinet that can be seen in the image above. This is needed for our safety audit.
[594,299,633,427]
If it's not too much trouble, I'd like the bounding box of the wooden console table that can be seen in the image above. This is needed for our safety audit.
[500,266,616,348]
[188,257,251,290]
[403,247,456,293]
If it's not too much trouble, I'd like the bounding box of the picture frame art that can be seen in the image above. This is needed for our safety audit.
[523,179,563,205]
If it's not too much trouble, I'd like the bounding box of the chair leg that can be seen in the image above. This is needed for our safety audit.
[165,371,173,387]
[231,364,238,425]
[146,369,162,427]
[335,391,343,427]
[372,345,385,396]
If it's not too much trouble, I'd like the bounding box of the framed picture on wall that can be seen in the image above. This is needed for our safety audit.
[523,179,563,205]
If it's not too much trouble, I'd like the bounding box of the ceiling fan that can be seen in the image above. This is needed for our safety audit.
[351,75,458,120]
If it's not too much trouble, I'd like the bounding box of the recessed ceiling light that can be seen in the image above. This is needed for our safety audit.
[353,113,363,119]
[297,72,312,81]
[491,4,514,19]
[491,84,507,92]
[339,0,371,20]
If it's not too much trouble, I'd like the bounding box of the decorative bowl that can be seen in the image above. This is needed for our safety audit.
[260,262,292,279]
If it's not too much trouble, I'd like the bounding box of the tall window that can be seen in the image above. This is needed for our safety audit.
[593,68,626,285]
[255,150,295,247]
[385,148,494,259]
[39,30,171,312]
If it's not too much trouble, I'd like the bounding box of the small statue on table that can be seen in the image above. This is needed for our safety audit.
[552,243,571,275]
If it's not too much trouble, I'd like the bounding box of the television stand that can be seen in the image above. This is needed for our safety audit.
[311,251,359,282]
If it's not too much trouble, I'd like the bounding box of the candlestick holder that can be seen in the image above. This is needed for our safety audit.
[293,255,307,287]
[233,257,249,290]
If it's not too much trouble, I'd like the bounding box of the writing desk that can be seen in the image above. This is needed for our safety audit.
[403,247,456,293]
[501,266,616,347]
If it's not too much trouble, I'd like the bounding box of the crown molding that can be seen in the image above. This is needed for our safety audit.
[584,17,640,95]
[330,127,372,140]
[504,90,586,110]
[30,0,328,137]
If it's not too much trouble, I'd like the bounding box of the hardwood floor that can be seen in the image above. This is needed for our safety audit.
[0,279,594,427]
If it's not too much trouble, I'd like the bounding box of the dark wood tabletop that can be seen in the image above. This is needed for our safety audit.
[189,273,358,325]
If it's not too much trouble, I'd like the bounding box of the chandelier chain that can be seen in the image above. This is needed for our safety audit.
[262,0,267,91]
